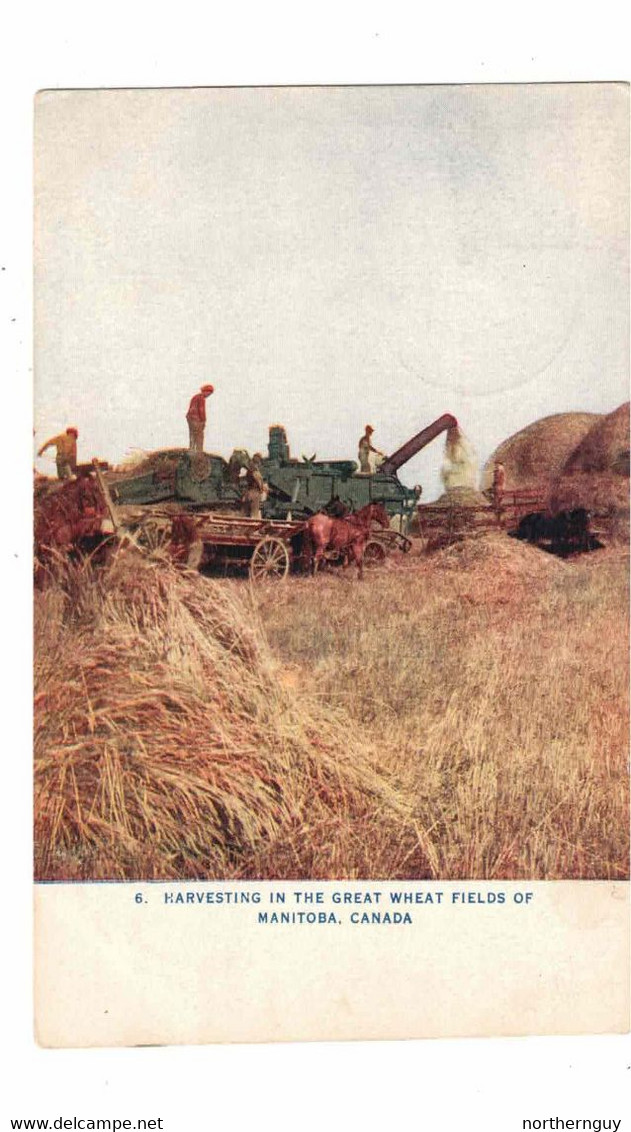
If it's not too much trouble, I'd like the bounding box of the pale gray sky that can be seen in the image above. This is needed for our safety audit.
[34,84,628,499]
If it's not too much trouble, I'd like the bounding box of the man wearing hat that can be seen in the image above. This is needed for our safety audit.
[358,425,384,474]
[491,460,506,516]
[38,426,79,480]
[186,384,214,454]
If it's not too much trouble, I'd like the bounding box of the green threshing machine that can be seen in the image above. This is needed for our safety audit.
[108,413,457,532]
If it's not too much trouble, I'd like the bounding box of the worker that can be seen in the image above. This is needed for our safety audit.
[37,427,79,480]
[492,461,506,503]
[227,448,250,487]
[243,454,267,519]
[186,384,214,454]
[358,425,384,474]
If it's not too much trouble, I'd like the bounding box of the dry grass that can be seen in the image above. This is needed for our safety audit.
[34,552,414,881]
[258,536,629,879]
[34,534,629,881]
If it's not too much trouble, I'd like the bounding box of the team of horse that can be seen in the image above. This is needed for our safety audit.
[306,501,390,579]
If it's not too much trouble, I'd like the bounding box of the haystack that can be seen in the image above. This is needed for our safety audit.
[482,412,601,494]
[34,555,410,881]
[550,402,630,519]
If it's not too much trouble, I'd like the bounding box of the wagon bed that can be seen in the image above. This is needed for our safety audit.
[173,512,309,581]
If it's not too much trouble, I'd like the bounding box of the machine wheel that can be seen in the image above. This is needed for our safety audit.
[134,516,172,557]
[249,536,290,583]
[363,539,387,567]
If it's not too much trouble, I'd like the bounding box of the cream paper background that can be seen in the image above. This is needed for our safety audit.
[35,881,629,1047]
[31,83,629,1050]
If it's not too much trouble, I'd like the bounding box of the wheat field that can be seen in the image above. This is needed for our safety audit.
[34,534,629,881]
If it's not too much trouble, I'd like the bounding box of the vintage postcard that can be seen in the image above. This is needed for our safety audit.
[33,84,629,1046]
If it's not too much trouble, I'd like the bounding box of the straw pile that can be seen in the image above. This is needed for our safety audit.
[34,553,409,881]
[550,403,629,523]
[562,402,630,475]
[548,402,625,500]
[423,530,566,585]
[433,487,489,507]
[481,412,601,493]
[414,530,570,613]
[110,448,189,479]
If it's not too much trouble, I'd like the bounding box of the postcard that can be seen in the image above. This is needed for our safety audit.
[33,83,629,1046]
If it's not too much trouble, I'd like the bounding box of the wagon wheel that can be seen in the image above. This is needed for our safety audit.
[249,536,290,583]
[363,539,387,567]
[134,516,172,557]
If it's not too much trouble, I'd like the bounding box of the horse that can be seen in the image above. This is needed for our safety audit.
[306,502,390,579]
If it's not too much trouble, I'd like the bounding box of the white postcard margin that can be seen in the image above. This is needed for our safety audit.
[35,880,629,1047]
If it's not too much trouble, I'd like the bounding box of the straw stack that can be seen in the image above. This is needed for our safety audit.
[550,402,630,526]
[482,412,601,494]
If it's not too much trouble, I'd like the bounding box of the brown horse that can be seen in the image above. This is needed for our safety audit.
[306,502,390,579]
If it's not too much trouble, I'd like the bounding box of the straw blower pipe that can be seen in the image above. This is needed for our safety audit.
[379,414,459,476]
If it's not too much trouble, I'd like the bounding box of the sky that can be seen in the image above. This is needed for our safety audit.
[34,83,629,499]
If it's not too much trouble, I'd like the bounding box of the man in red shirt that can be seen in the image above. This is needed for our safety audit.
[186,384,214,453]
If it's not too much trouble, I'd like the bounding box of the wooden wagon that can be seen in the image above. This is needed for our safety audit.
[171,512,310,582]
[174,513,411,580]
[415,488,549,544]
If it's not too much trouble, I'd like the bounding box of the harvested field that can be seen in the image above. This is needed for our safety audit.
[258,537,629,880]
[34,532,629,882]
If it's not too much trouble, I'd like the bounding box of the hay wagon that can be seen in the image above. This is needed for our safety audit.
[92,460,302,581]
[171,511,310,582]
[172,513,409,580]
[415,488,549,548]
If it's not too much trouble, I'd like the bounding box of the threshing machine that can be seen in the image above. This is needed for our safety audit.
[108,414,458,530]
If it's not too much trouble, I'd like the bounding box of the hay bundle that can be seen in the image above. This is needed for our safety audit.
[109,448,189,480]
[550,402,630,520]
[482,412,601,493]
[34,555,408,881]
